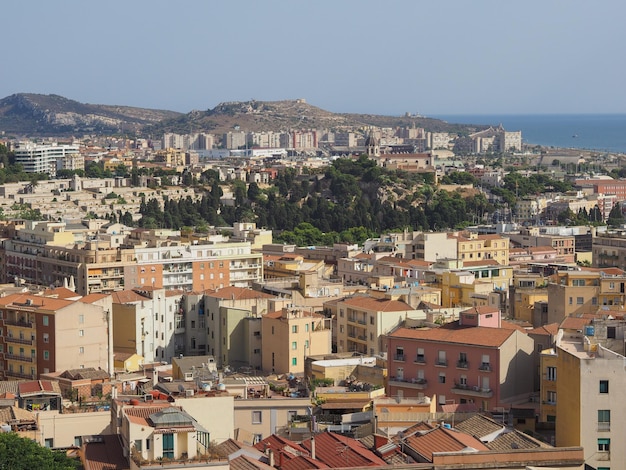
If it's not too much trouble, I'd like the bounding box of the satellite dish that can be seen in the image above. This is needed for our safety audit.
[178,384,185,393]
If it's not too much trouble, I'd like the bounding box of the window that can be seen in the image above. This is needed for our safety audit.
[597,438,610,452]
[74,437,82,447]
[416,348,425,362]
[288,410,297,422]
[43,350,50,360]
[480,354,491,371]
[598,410,611,431]
[43,333,49,343]
[162,433,174,459]
[607,326,616,339]
[576,297,584,305]
[460,375,467,385]
[44,438,54,448]
[291,341,297,350]
[305,324,309,332]
[291,325,298,333]
[600,380,609,393]
[395,347,404,361]
[568,297,573,305]
[78,314,84,324]
[546,366,556,381]
[291,357,297,366]
[79,330,84,337]
[438,373,446,384]
[134,439,142,451]
[437,350,447,366]
[42,316,49,326]
[458,352,468,368]
[573,279,585,287]
[370,316,374,325]
[252,411,262,424]
[546,390,556,404]
[79,347,84,354]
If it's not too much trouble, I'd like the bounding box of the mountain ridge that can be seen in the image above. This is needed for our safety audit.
[0,93,486,137]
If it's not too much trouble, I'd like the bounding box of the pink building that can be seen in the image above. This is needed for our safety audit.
[387,307,534,411]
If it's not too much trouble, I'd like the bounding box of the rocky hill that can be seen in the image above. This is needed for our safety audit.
[0,94,486,137]
[0,93,182,136]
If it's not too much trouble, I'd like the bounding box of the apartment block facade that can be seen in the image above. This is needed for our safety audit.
[387,307,534,411]
[261,307,332,374]
[0,293,110,380]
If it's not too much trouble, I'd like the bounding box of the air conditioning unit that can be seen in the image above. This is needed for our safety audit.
[185,389,194,397]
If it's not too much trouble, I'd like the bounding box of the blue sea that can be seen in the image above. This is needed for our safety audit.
[433,114,626,154]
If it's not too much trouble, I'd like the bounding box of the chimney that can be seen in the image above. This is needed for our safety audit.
[267,449,275,467]
[310,436,315,460]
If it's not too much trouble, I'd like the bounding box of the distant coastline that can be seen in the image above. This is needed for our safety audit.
[433,114,626,154]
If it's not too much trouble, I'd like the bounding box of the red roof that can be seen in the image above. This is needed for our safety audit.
[300,432,386,467]
[341,296,413,313]
[205,286,274,300]
[254,435,308,459]
[18,380,56,395]
[403,426,489,462]
[390,325,515,348]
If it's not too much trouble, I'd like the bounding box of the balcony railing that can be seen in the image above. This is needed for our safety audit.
[388,377,427,389]
[5,337,34,346]
[394,354,405,362]
[414,356,426,364]
[456,361,469,369]
[5,354,34,363]
[451,383,493,398]
[479,363,492,371]
[3,319,33,328]
[597,422,611,432]
[435,359,448,367]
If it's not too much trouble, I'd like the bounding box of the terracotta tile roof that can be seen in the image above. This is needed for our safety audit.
[355,252,371,259]
[165,289,185,297]
[486,429,551,451]
[254,435,308,458]
[403,426,489,462]
[215,438,249,458]
[0,382,19,396]
[300,432,386,467]
[205,286,274,300]
[560,316,593,330]
[462,260,501,267]
[229,455,274,470]
[79,293,110,304]
[461,305,500,315]
[110,290,148,304]
[0,405,36,424]
[0,293,73,311]
[18,380,61,396]
[341,296,414,313]
[83,435,129,470]
[281,455,329,469]
[43,287,81,299]
[390,325,514,348]
[454,414,504,439]
[527,323,560,336]
[500,320,530,332]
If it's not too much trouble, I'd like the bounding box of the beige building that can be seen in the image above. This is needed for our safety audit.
[555,334,626,469]
[0,293,111,380]
[452,232,510,266]
[261,307,332,374]
[334,295,420,356]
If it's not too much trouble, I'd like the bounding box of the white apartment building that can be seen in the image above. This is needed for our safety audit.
[14,142,80,176]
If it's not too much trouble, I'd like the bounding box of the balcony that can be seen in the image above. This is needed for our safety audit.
[388,377,428,390]
[5,354,34,363]
[414,356,426,364]
[3,319,33,328]
[456,361,469,369]
[479,363,492,371]
[5,336,34,346]
[451,383,493,398]
[597,422,611,432]
[393,354,405,362]
[435,359,448,367]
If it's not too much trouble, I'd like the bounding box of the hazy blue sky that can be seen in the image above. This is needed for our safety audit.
[3,1,625,116]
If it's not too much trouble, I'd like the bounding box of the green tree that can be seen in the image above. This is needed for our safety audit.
[0,432,81,469]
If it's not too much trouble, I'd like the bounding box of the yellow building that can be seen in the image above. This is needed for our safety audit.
[261,307,332,374]
[539,348,557,422]
[509,273,548,323]
[453,232,510,266]
[435,262,513,308]
[546,269,626,324]
[555,335,626,469]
